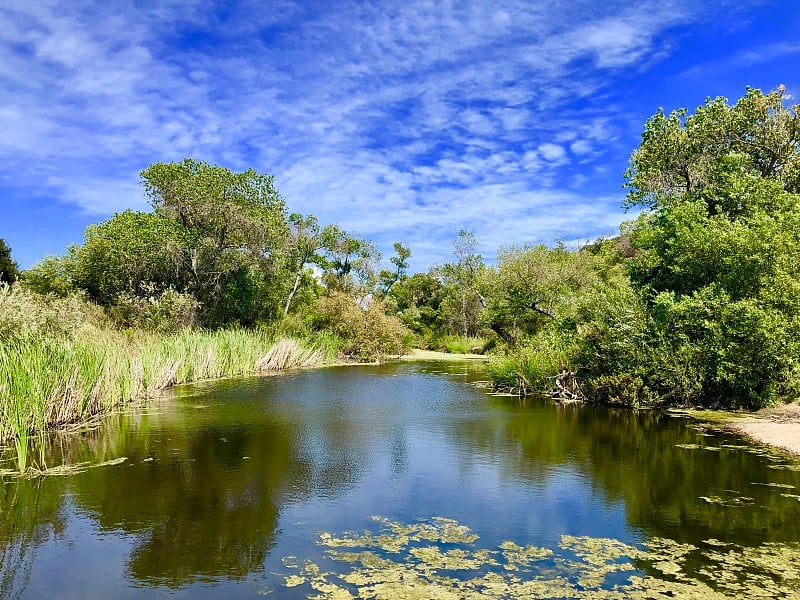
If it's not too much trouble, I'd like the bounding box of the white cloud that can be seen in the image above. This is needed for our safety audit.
[570,140,593,155]
[537,143,567,163]
[0,0,740,268]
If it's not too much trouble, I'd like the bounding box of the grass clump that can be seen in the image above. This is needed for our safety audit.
[486,332,576,395]
[438,335,488,355]
[0,322,329,471]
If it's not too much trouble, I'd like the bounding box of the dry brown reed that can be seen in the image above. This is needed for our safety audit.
[255,338,326,371]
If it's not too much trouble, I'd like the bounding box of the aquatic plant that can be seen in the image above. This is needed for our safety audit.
[0,329,329,471]
[256,338,326,371]
[281,516,800,598]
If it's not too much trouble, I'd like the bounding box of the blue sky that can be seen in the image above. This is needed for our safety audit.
[1,0,798,271]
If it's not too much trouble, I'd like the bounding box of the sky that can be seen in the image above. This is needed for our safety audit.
[1,0,798,272]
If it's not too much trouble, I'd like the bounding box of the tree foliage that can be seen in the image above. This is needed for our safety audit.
[141,159,288,323]
[483,243,600,340]
[282,213,339,315]
[377,242,411,298]
[73,210,188,305]
[621,86,800,406]
[625,86,800,209]
[0,239,19,284]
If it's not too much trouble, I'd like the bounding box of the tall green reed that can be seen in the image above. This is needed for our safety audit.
[0,328,327,472]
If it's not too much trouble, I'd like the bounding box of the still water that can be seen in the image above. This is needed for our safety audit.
[2,361,800,598]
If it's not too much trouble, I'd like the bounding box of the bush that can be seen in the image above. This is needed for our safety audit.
[438,335,489,355]
[487,330,576,394]
[572,280,703,407]
[108,285,199,333]
[311,292,409,360]
[0,282,103,342]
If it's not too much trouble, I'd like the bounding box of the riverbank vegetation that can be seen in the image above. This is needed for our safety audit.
[1,86,799,454]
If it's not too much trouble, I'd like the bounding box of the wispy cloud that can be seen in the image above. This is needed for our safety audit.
[0,0,780,268]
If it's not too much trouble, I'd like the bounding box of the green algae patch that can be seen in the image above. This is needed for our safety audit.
[668,409,754,424]
[282,517,800,598]
[699,494,754,507]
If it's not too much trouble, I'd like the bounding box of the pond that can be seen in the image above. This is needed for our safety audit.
[2,361,800,598]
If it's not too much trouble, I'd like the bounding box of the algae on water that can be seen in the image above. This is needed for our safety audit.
[282,516,800,599]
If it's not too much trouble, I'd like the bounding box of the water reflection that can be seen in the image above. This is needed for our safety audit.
[449,396,800,544]
[0,477,66,599]
[0,363,799,597]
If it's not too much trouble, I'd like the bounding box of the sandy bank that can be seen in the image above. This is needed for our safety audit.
[727,401,800,456]
[729,421,800,455]
[398,349,488,361]
[679,401,800,456]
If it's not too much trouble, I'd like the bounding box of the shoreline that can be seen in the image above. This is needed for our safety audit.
[677,402,800,456]
[728,401,800,456]
[398,349,488,361]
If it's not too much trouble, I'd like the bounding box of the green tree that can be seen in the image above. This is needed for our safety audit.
[0,239,19,284]
[440,230,485,337]
[377,242,411,298]
[625,86,800,210]
[282,213,338,315]
[141,159,289,324]
[72,210,188,305]
[321,226,380,297]
[483,243,601,345]
[624,86,800,407]
[387,270,447,340]
[21,252,78,297]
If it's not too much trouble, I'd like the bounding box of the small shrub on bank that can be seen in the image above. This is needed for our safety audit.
[311,292,409,360]
[438,335,490,355]
[108,285,199,333]
[487,330,576,395]
[0,283,103,342]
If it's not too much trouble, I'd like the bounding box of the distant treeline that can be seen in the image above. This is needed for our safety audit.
[2,85,800,428]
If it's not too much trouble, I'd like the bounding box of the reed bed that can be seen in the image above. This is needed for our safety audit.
[486,333,576,395]
[255,338,326,371]
[0,329,331,460]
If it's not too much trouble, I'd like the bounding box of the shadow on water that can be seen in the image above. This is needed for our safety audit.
[450,393,800,545]
[0,361,799,597]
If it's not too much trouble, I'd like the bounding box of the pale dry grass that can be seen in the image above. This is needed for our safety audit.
[255,338,326,371]
[0,330,328,472]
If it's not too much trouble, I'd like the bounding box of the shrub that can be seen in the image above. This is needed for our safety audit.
[0,282,103,342]
[438,335,489,355]
[487,330,577,395]
[108,285,199,333]
[311,292,409,360]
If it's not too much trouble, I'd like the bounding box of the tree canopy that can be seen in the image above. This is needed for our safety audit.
[0,239,19,284]
[622,86,800,406]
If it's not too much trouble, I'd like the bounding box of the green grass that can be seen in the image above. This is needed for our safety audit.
[0,328,330,471]
[439,335,488,355]
[486,332,576,395]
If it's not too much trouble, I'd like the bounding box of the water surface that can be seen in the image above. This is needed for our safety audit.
[2,362,800,598]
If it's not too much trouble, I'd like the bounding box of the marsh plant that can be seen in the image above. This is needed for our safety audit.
[0,323,330,471]
[281,516,800,599]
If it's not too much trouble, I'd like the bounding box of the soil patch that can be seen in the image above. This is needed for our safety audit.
[727,401,800,456]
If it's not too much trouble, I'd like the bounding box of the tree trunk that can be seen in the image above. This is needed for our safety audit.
[283,270,303,316]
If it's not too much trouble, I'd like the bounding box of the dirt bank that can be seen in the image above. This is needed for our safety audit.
[727,401,800,456]
[399,349,488,361]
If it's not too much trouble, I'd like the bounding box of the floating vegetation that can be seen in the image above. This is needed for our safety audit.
[751,482,796,489]
[699,494,754,507]
[674,443,721,451]
[0,456,128,479]
[281,516,800,598]
[469,380,493,389]
[769,463,800,471]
